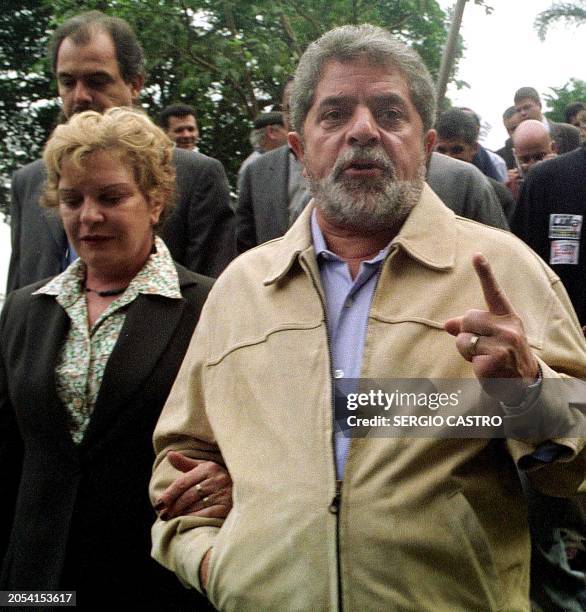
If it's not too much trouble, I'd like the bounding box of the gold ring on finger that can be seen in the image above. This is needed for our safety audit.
[468,334,480,357]
[202,496,210,507]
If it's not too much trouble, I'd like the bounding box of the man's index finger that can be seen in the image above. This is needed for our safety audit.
[472,253,515,316]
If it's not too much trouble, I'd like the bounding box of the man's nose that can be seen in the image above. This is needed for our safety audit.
[347,106,379,146]
[72,81,93,105]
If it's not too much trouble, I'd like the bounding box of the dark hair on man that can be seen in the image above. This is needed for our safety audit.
[502,106,518,121]
[48,11,145,83]
[514,87,541,105]
[565,101,585,124]
[435,109,478,145]
[158,104,197,129]
[253,111,284,130]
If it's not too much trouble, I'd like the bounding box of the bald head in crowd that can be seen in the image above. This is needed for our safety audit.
[512,119,555,172]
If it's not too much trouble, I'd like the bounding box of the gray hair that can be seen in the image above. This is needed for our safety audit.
[290,24,436,135]
[249,127,265,150]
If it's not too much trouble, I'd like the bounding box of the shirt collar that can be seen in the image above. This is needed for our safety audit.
[263,183,457,285]
[310,208,390,265]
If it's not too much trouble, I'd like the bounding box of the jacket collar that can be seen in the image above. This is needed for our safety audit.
[263,183,456,285]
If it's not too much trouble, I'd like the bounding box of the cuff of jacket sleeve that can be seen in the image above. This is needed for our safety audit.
[151,519,220,592]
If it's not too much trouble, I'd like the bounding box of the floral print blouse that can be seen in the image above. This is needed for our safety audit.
[34,237,181,444]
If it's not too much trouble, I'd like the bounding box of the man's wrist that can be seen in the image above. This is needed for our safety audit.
[500,363,543,414]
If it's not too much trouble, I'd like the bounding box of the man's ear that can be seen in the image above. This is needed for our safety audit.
[550,139,559,155]
[128,74,145,104]
[423,129,436,159]
[288,132,304,163]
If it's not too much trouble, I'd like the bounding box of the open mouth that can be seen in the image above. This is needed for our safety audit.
[338,159,386,178]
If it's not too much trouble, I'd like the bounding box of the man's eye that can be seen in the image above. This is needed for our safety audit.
[88,78,109,90]
[59,78,75,89]
[322,109,342,121]
[378,109,401,124]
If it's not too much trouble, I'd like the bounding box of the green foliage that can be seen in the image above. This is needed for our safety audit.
[0,0,454,218]
[535,1,586,40]
[543,78,586,122]
[0,1,58,218]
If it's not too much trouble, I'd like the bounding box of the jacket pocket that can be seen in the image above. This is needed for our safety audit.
[440,491,505,611]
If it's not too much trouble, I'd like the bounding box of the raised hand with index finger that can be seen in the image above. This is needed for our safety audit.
[444,253,540,405]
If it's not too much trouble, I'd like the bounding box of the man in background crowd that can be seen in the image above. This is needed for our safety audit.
[506,119,556,201]
[158,103,200,151]
[565,101,585,129]
[496,106,522,170]
[512,137,585,331]
[435,108,515,220]
[237,111,288,191]
[236,79,309,253]
[514,87,581,154]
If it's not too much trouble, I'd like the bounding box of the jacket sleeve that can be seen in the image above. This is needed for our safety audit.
[187,158,235,277]
[462,170,510,230]
[0,293,24,571]
[235,162,257,254]
[6,170,23,293]
[167,153,236,278]
[150,305,224,592]
[506,272,586,496]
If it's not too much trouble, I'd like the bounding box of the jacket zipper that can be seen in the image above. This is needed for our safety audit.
[302,257,344,612]
[329,479,343,612]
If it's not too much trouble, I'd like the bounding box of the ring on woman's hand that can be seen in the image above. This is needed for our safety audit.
[195,483,203,497]
[202,496,210,507]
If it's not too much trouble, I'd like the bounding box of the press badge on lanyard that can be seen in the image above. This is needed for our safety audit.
[549,214,582,265]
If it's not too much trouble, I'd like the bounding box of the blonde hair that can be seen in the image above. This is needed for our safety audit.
[42,107,175,227]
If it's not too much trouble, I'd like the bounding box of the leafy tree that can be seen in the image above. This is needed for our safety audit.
[535,0,586,40]
[543,78,586,123]
[0,1,58,219]
[0,0,454,218]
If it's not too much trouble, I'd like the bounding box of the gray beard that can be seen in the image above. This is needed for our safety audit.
[307,146,426,232]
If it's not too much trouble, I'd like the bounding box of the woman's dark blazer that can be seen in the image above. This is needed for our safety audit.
[0,263,215,610]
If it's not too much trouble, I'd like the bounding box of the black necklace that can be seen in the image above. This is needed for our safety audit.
[84,285,128,297]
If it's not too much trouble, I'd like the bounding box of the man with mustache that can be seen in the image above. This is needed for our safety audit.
[150,25,586,611]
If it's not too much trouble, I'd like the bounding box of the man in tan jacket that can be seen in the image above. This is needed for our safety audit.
[150,25,586,612]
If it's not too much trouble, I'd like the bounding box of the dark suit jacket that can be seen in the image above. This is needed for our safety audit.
[512,145,586,325]
[426,153,509,230]
[0,265,214,610]
[235,145,291,253]
[496,139,516,170]
[7,148,235,292]
[487,176,517,223]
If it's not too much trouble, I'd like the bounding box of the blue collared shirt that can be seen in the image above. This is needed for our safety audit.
[311,210,390,477]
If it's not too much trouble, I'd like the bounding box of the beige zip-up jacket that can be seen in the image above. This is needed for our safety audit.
[150,185,586,612]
